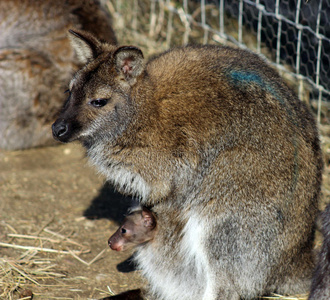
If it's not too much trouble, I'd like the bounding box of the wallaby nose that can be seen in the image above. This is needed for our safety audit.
[52,119,68,141]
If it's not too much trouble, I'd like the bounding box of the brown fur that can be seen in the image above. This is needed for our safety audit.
[108,207,157,252]
[52,30,323,300]
[0,0,116,150]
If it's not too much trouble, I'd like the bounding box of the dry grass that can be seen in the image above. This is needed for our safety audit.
[0,221,109,300]
[261,295,308,300]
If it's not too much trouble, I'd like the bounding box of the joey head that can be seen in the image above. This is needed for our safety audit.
[108,207,157,252]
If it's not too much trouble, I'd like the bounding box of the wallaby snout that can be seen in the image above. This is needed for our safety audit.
[52,119,69,141]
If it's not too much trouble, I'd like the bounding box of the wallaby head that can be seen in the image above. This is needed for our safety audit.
[52,29,144,145]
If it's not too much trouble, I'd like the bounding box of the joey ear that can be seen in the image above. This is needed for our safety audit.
[68,29,101,64]
[113,46,144,84]
[142,209,156,229]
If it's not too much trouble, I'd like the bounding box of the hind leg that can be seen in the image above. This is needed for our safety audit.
[274,243,315,295]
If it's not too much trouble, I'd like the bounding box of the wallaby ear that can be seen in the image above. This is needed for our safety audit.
[142,208,156,229]
[68,29,101,65]
[113,46,144,84]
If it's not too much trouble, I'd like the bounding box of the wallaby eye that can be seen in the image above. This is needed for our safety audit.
[121,228,127,234]
[63,89,71,109]
[89,98,108,108]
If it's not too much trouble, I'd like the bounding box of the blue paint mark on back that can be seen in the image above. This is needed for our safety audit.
[229,70,285,106]
[230,71,265,89]
[228,70,299,198]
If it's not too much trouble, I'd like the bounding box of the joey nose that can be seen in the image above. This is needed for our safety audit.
[52,119,68,141]
[108,239,116,250]
[108,238,121,251]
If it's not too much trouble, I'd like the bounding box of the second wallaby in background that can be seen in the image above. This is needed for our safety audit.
[0,0,116,150]
[52,29,323,300]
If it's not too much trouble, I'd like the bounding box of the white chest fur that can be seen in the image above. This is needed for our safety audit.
[87,143,151,200]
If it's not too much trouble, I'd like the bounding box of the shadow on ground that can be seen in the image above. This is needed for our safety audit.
[84,182,139,273]
[84,182,138,223]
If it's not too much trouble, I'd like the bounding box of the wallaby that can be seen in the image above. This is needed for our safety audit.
[52,29,323,300]
[108,207,157,252]
[0,0,116,150]
[309,204,330,300]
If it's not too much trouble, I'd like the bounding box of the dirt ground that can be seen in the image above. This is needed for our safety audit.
[0,142,144,299]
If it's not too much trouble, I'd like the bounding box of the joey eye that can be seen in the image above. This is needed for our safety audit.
[89,98,108,108]
[121,228,127,234]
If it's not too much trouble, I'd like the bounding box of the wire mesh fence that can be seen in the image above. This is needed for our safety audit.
[111,0,330,124]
